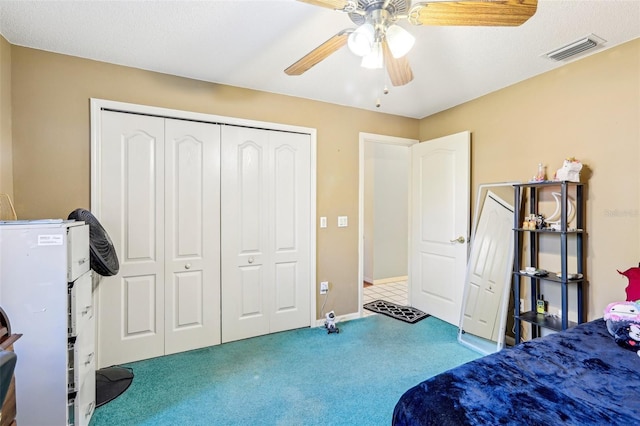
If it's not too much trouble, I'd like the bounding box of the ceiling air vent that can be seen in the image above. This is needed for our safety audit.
[543,34,606,61]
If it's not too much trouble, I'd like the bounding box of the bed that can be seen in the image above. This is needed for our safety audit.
[392,318,640,425]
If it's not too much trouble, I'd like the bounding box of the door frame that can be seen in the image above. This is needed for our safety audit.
[90,98,317,360]
[358,132,418,317]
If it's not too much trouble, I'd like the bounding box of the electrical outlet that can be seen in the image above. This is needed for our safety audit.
[320,281,329,294]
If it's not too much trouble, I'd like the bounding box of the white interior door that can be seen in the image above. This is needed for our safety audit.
[410,131,470,325]
[461,190,514,340]
[221,126,310,343]
[163,119,221,355]
[97,111,166,366]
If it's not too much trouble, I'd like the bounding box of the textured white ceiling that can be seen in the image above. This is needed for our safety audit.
[0,0,638,118]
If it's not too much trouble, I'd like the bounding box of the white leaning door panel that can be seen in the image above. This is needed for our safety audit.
[97,111,165,367]
[270,131,311,333]
[462,191,514,340]
[164,119,221,354]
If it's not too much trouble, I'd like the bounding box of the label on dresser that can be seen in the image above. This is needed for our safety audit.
[38,234,64,246]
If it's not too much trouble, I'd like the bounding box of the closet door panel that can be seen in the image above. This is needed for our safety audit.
[97,111,165,367]
[270,132,311,332]
[221,127,270,343]
[222,127,311,342]
[123,275,157,335]
[164,119,221,355]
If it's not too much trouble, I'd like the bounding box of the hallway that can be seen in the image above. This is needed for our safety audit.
[362,280,408,318]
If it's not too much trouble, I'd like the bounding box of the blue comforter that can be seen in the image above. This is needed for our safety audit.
[393,319,640,425]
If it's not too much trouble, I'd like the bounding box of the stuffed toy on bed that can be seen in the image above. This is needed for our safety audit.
[612,322,640,358]
[604,301,640,357]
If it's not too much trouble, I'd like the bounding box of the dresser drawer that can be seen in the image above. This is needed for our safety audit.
[68,271,93,337]
[68,364,95,426]
[68,319,95,393]
[67,224,90,282]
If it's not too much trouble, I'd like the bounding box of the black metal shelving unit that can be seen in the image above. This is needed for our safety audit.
[513,181,586,344]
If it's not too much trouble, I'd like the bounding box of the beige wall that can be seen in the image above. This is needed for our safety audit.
[0,35,12,199]
[419,38,640,320]
[6,38,640,323]
[9,46,418,318]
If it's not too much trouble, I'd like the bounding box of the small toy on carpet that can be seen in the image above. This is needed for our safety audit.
[325,311,339,334]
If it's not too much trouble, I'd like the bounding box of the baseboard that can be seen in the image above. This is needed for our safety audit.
[314,311,362,327]
[373,275,408,285]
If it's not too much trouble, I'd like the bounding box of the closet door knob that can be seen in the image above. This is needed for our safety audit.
[450,236,466,244]
[248,257,255,264]
[185,263,191,269]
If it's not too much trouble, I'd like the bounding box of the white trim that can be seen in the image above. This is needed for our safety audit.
[358,132,418,318]
[373,275,408,285]
[90,98,318,333]
[313,310,361,328]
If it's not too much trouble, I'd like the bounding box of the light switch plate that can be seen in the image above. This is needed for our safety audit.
[337,216,348,227]
[320,217,327,228]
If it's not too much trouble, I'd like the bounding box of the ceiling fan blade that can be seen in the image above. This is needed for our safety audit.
[297,0,350,10]
[285,30,351,76]
[382,41,414,87]
[408,0,538,27]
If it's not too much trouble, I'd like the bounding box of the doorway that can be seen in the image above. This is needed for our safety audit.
[358,133,418,315]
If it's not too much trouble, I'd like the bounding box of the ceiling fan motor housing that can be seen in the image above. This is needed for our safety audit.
[348,0,409,25]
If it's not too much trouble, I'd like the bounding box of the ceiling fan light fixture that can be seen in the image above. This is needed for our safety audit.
[361,41,384,69]
[347,23,375,56]
[385,24,415,58]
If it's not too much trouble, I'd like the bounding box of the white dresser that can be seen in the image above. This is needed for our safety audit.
[0,221,95,426]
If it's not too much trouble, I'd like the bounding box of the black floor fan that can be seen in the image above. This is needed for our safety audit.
[68,209,133,408]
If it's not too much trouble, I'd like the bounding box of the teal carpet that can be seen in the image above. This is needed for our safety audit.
[90,315,481,426]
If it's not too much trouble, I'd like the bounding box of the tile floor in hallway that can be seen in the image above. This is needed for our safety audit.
[362,280,408,318]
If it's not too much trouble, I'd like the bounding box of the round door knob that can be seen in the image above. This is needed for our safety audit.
[185,263,191,269]
[248,257,255,264]
[449,236,466,244]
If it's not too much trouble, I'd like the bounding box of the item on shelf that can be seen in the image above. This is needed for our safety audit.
[519,268,548,277]
[555,272,583,280]
[544,192,575,231]
[554,157,583,182]
[530,162,547,182]
[536,296,547,314]
[522,213,545,230]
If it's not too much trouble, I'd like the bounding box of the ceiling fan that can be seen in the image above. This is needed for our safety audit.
[285,0,538,87]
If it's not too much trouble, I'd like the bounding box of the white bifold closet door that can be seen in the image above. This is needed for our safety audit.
[221,126,311,343]
[97,111,221,367]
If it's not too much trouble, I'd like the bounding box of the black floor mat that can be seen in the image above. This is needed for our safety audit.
[96,366,134,407]
[363,300,430,324]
